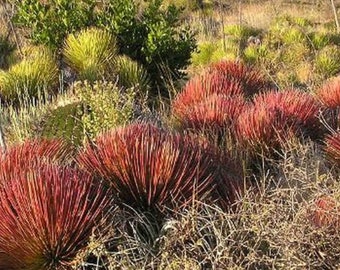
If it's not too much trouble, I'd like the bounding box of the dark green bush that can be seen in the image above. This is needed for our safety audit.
[98,0,197,95]
[14,0,97,49]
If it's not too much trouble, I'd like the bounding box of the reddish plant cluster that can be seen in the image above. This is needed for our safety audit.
[315,78,340,109]
[325,131,340,166]
[236,89,322,151]
[172,71,243,116]
[177,94,247,134]
[0,139,71,184]
[0,140,110,269]
[208,60,269,97]
[78,123,241,212]
[315,78,340,130]
[308,195,340,230]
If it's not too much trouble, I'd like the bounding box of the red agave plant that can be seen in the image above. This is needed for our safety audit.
[78,123,241,212]
[0,164,110,269]
[176,94,247,136]
[0,138,71,184]
[208,60,269,97]
[172,71,243,117]
[324,131,340,167]
[308,195,340,229]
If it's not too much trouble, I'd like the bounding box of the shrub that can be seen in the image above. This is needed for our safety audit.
[97,0,197,95]
[208,60,269,98]
[0,48,58,103]
[75,81,135,139]
[253,89,322,138]
[316,77,340,109]
[191,41,226,67]
[77,123,240,212]
[41,102,85,146]
[63,28,117,82]
[113,55,150,94]
[14,0,97,49]
[0,163,110,269]
[315,78,340,130]
[0,35,15,69]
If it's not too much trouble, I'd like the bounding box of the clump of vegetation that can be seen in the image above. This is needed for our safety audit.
[97,0,197,95]
[236,89,321,154]
[0,35,15,69]
[0,46,58,103]
[78,123,241,213]
[14,0,97,49]
[63,28,117,82]
[113,55,150,94]
[74,81,136,140]
[0,163,110,269]
[41,102,84,146]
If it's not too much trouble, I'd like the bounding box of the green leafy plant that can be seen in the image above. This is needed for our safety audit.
[74,81,135,139]
[14,0,97,49]
[98,0,197,95]
[63,28,117,82]
[41,102,85,146]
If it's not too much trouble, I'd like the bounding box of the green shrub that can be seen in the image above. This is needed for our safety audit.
[97,0,197,95]
[113,55,150,95]
[63,28,117,82]
[41,102,84,145]
[74,81,135,139]
[14,0,97,49]
[0,47,58,102]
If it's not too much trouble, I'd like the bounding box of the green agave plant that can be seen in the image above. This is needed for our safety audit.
[63,28,117,82]
[0,47,58,103]
[113,55,150,94]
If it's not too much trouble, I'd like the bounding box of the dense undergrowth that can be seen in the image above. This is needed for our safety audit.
[1,0,340,269]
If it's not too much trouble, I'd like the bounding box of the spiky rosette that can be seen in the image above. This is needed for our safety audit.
[172,72,243,117]
[208,60,269,97]
[316,78,340,109]
[236,89,322,153]
[176,94,247,135]
[0,164,110,269]
[0,139,72,182]
[78,123,240,212]
[308,195,340,229]
[253,89,322,139]
[324,131,340,166]
[315,78,340,131]
[236,104,294,152]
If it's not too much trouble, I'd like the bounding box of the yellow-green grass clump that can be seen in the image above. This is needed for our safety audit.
[113,55,150,95]
[0,46,58,103]
[63,28,117,82]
